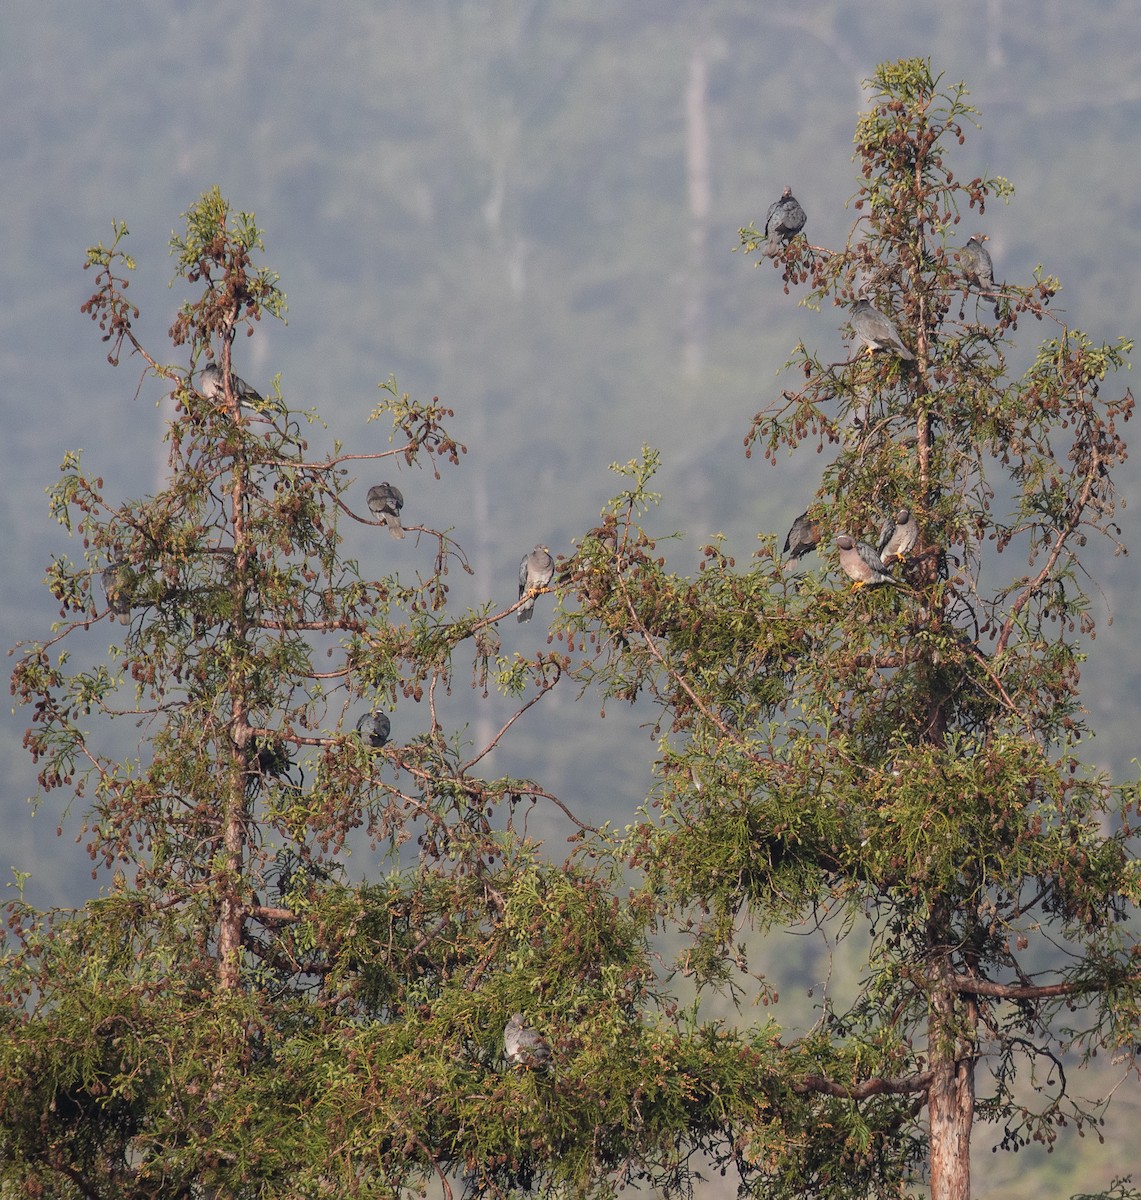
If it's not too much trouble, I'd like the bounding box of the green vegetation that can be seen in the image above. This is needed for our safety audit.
[3,60,1138,1200]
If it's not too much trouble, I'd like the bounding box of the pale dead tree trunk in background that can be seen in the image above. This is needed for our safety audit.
[443,5,538,759]
[985,0,1006,68]
[468,396,493,585]
[682,39,711,382]
[434,328,496,762]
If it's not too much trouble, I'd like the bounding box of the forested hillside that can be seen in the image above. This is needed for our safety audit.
[3,5,1140,1193]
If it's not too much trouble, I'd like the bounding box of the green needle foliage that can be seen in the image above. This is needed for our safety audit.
[558,58,1141,1200]
[2,61,1140,1200]
[7,189,770,1198]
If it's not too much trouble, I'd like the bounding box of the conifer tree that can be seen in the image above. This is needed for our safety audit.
[3,60,1139,1200]
[559,58,1141,1200]
[1,190,747,1198]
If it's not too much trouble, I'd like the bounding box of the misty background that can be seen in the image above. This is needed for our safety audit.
[3,2,1139,1191]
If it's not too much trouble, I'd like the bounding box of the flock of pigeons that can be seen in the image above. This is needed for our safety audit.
[363,481,554,619]
[98,202,1000,1058]
[100,365,562,776]
[783,505,923,589]
[761,186,997,590]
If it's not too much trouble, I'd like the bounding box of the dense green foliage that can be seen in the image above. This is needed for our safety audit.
[5,187,790,1198]
[560,59,1141,1198]
[2,59,1139,1200]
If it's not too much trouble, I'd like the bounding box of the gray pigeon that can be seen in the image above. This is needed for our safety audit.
[517,545,555,623]
[783,512,821,561]
[959,234,994,292]
[849,300,915,362]
[504,1012,551,1069]
[199,363,265,408]
[355,710,391,749]
[762,186,807,257]
[367,483,405,540]
[836,534,895,588]
[101,563,132,625]
[876,508,919,563]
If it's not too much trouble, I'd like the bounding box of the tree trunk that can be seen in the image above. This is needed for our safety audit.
[682,36,710,380]
[928,1038,974,1200]
[217,756,247,992]
[219,410,250,993]
[928,918,975,1200]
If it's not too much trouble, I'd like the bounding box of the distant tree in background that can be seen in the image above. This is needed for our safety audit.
[2,58,1139,1200]
[560,57,1141,1200]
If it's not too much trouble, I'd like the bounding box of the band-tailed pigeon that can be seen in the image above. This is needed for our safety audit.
[836,534,895,588]
[245,739,293,795]
[783,512,821,561]
[199,363,265,408]
[959,234,994,292]
[367,483,405,539]
[762,186,807,257]
[849,300,915,362]
[517,545,554,622]
[355,710,391,749]
[101,563,133,625]
[252,739,291,777]
[504,1012,551,1068]
[876,508,919,563]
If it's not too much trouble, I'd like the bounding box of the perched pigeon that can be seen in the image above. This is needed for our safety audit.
[252,739,291,777]
[762,186,807,256]
[504,1013,551,1069]
[836,534,895,588]
[959,234,994,292]
[199,363,265,408]
[876,508,919,563]
[245,739,293,795]
[783,512,821,561]
[584,524,618,554]
[849,300,915,362]
[101,563,133,625]
[517,545,555,623]
[367,483,405,540]
[355,710,391,749]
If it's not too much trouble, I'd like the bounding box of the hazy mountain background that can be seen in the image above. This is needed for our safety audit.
[3,2,1140,1190]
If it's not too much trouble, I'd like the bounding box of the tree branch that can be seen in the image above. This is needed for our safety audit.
[795,1071,933,1099]
[951,971,1141,1001]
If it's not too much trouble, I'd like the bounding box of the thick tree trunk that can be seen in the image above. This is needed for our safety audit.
[928,1034,974,1200]
[928,917,975,1200]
